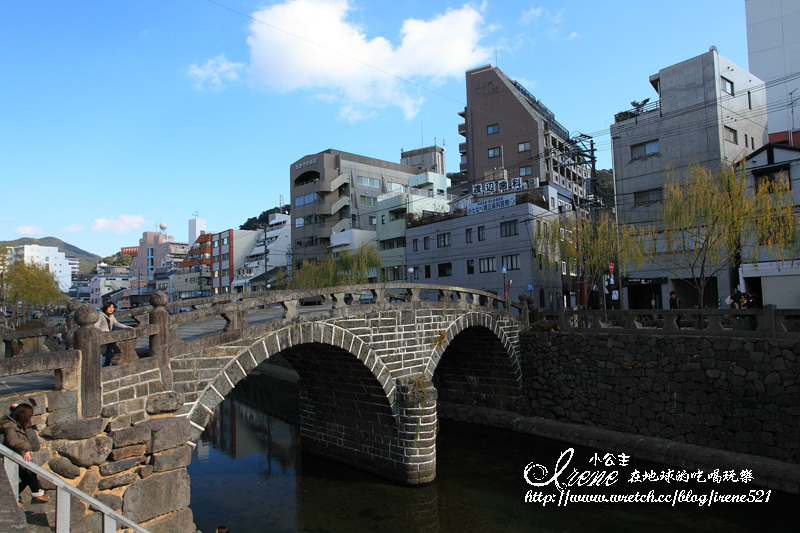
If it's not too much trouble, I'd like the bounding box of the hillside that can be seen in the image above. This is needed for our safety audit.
[0,237,101,274]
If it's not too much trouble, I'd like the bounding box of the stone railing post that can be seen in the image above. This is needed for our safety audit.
[65,297,82,350]
[149,291,173,389]
[762,304,776,338]
[73,304,100,418]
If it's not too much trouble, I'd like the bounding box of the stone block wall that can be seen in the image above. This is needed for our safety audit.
[22,389,198,533]
[519,331,800,463]
[101,358,166,430]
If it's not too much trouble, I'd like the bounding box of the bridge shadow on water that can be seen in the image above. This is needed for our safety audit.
[187,369,798,533]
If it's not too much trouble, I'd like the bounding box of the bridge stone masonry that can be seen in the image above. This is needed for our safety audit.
[1,284,526,532]
[3,287,800,532]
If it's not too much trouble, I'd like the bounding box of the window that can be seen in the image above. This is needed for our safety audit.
[437,233,451,248]
[438,263,453,277]
[424,236,430,250]
[748,91,752,110]
[387,181,404,192]
[724,126,738,144]
[518,141,531,152]
[520,166,532,177]
[295,192,317,207]
[222,237,228,245]
[500,220,518,237]
[413,238,418,252]
[425,265,431,278]
[721,76,734,95]
[488,147,501,159]
[634,188,663,205]
[478,225,486,241]
[295,217,304,228]
[465,228,473,243]
[360,195,377,206]
[502,254,520,271]
[467,259,475,275]
[221,253,229,261]
[369,216,377,226]
[221,269,229,277]
[631,140,659,159]
[356,176,381,188]
[487,124,499,135]
[479,257,496,273]
[213,241,219,248]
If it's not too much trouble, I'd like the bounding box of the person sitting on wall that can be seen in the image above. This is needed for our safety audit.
[94,302,132,367]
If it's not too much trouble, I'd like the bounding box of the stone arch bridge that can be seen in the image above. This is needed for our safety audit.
[61,284,527,487]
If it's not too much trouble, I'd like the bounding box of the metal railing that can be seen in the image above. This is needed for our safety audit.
[1,443,149,533]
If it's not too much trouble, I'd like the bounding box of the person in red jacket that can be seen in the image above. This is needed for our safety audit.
[1,403,49,504]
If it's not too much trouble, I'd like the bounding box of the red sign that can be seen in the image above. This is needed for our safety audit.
[609,263,615,275]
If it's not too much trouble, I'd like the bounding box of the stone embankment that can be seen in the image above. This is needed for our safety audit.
[3,390,197,533]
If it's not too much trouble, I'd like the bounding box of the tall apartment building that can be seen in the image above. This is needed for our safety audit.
[746,0,800,146]
[130,231,189,292]
[610,48,767,308]
[210,229,259,296]
[457,65,591,207]
[7,244,72,292]
[289,149,423,268]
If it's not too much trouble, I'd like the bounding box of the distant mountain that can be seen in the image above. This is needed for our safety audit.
[0,237,101,274]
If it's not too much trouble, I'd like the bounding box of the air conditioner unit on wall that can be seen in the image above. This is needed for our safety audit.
[529,178,540,188]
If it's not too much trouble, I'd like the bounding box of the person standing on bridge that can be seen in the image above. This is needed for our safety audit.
[1,403,50,505]
[94,302,132,366]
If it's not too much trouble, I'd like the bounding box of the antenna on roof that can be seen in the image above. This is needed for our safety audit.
[192,211,199,218]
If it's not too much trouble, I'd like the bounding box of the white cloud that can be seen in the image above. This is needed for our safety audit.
[92,215,145,234]
[244,0,491,119]
[15,225,43,236]
[60,224,85,233]
[567,31,580,40]
[188,54,245,91]
[521,7,544,23]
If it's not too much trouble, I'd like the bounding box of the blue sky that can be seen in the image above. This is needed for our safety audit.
[1,0,749,257]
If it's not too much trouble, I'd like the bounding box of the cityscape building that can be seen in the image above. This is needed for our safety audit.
[746,0,800,146]
[740,143,800,306]
[6,244,72,292]
[457,64,592,209]
[610,48,767,308]
[289,149,423,269]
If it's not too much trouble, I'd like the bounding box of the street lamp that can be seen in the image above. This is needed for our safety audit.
[502,265,507,299]
[408,267,414,284]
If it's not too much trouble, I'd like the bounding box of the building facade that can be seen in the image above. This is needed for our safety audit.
[740,143,800,307]
[457,64,591,203]
[610,48,768,309]
[400,145,446,174]
[7,244,72,292]
[406,197,560,306]
[746,0,800,146]
[376,172,452,282]
[210,229,260,296]
[232,213,291,292]
[289,149,423,269]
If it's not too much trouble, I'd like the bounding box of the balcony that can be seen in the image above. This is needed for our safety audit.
[458,123,466,136]
[614,100,661,123]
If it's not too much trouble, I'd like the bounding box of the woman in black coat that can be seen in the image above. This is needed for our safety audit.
[1,403,49,504]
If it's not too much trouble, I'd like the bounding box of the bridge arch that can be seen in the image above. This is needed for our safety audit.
[424,311,524,409]
[180,320,398,444]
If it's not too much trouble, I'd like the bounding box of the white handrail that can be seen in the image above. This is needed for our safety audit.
[0,443,149,533]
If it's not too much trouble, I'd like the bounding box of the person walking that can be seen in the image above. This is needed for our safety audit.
[668,291,680,309]
[1,403,49,505]
[94,302,132,367]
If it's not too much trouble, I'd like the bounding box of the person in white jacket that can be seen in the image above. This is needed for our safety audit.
[94,302,132,366]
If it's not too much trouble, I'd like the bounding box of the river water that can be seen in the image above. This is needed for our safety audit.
[187,372,796,533]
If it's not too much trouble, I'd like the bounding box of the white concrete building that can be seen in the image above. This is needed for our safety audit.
[232,213,291,292]
[8,244,72,292]
[746,0,800,146]
[376,171,452,281]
